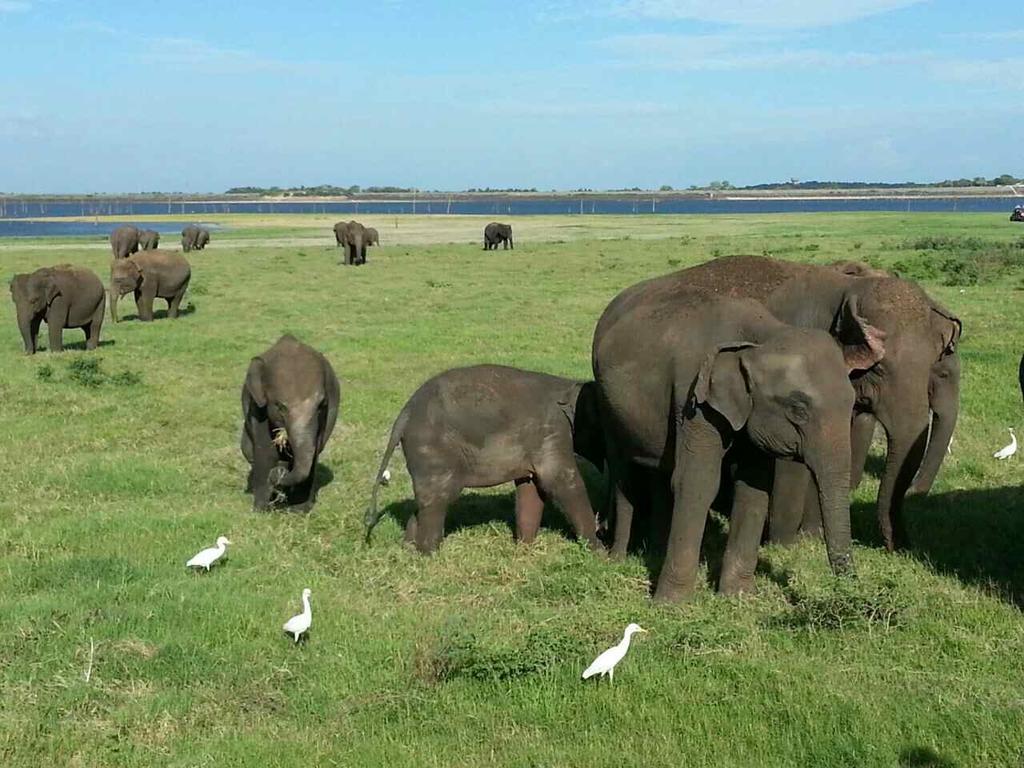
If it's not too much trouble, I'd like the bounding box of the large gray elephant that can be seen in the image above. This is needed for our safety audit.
[334,220,368,265]
[139,229,160,250]
[593,282,882,601]
[241,335,340,511]
[825,261,960,498]
[366,227,380,247]
[364,365,605,554]
[110,225,140,259]
[669,255,960,553]
[484,222,513,250]
[109,250,192,322]
[181,225,210,252]
[10,265,106,353]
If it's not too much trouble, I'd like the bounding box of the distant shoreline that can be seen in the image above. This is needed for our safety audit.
[2,186,1023,204]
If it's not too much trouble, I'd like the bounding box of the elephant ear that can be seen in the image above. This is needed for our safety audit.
[832,293,886,373]
[245,357,268,408]
[692,342,757,432]
[929,302,962,356]
[557,381,586,428]
[44,275,61,305]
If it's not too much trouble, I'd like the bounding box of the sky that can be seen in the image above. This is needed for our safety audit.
[1,0,1022,192]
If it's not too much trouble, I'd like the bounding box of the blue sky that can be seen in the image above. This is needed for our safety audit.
[1,0,1022,192]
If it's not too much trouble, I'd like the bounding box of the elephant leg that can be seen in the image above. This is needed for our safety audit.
[849,412,877,490]
[46,302,69,352]
[289,469,317,512]
[767,458,811,545]
[514,478,544,544]
[247,422,277,510]
[138,287,157,321]
[655,410,726,602]
[167,288,185,319]
[719,452,772,595]
[800,476,823,538]
[535,462,601,550]
[410,478,460,554]
[85,300,104,350]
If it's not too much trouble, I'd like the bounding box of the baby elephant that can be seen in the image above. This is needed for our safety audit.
[10,265,106,353]
[109,250,191,322]
[364,365,604,553]
[139,229,160,250]
[241,335,340,511]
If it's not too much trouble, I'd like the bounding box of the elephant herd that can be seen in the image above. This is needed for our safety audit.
[10,227,970,604]
[332,220,513,265]
[110,224,210,258]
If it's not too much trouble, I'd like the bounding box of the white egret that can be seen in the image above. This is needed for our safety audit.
[582,623,647,684]
[994,428,1017,460]
[380,468,391,485]
[185,536,231,571]
[283,588,312,643]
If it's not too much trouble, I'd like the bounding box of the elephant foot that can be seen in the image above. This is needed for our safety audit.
[718,572,757,596]
[652,578,696,604]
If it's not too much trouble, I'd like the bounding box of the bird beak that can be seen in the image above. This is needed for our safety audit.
[638,627,649,634]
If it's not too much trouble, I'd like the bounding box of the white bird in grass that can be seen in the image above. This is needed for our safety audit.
[582,623,647,684]
[185,536,231,571]
[380,468,391,485]
[993,428,1017,460]
[283,588,312,643]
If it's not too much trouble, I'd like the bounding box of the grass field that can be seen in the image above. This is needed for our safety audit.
[1,213,1022,767]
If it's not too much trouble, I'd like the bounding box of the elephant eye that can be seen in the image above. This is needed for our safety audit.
[784,393,811,425]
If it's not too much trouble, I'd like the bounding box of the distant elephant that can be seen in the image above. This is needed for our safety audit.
[1011,208,1024,222]
[364,365,605,554]
[10,265,106,353]
[139,229,160,250]
[110,225,140,259]
[109,250,192,322]
[366,227,380,247]
[484,222,513,250]
[241,335,340,511]
[333,220,369,265]
[665,256,960,554]
[593,282,879,600]
[181,225,210,252]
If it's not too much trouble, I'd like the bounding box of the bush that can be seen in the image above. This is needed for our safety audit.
[36,364,54,382]
[67,357,104,387]
[769,574,908,632]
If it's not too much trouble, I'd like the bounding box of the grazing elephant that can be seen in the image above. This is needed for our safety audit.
[364,365,605,554]
[181,225,210,252]
[110,225,140,259]
[667,255,960,553]
[366,227,380,247]
[9,265,106,353]
[334,220,369,265]
[139,229,160,250]
[484,222,513,250]
[109,250,191,322]
[241,335,340,511]
[593,283,880,600]
[1011,207,1024,222]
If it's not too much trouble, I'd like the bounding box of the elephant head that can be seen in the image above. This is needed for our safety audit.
[10,269,59,353]
[695,319,883,575]
[840,279,961,548]
[244,355,328,491]
[108,259,142,323]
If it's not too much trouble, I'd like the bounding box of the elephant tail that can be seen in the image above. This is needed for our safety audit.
[364,406,410,543]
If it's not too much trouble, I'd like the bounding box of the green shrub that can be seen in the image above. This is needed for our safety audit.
[67,357,105,387]
[36,364,54,382]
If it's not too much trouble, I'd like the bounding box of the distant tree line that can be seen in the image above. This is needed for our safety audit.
[744,174,1024,190]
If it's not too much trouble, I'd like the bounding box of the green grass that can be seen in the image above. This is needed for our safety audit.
[1,213,1023,767]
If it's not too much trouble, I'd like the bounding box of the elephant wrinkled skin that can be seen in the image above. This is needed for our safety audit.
[10,265,106,353]
[240,335,340,512]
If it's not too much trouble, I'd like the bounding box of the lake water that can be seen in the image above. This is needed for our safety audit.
[1,195,1021,238]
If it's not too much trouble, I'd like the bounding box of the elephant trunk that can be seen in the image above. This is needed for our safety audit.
[274,415,317,488]
[16,308,35,353]
[805,438,854,577]
[874,413,929,551]
[109,286,121,323]
[910,357,960,496]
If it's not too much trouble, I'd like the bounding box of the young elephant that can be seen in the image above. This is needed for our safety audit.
[109,250,191,322]
[181,225,210,252]
[139,229,160,250]
[240,335,340,511]
[366,227,380,247]
[110,225,140,259]
[364,365,605,553]
[10,265,106,353]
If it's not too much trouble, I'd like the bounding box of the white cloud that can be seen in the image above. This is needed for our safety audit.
[482,100,679,118]
[144,37,294,74]
[596,32,924,71]
[0,1,32,12]
[930,56,1024,86]
[598,0,927,28]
